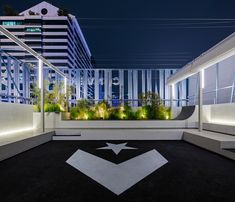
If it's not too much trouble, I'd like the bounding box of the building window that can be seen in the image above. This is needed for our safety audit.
[41,8,48,15]
[2,21,23,26]
[1,84,6,90]
[20,83,23,90]
[49,83,54,91]
[26,27,42,32]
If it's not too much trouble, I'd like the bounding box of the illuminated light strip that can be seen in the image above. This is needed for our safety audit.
[201,69,205,89]
[171,83,175,98]
[0,127,35,136]
[64,77,67,94]
[38,59,43,89]
[210,119,235,126]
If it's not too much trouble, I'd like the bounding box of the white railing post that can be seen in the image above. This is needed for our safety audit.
[170,84,175,109]
[198,70,204,132]
[39,59,44,132]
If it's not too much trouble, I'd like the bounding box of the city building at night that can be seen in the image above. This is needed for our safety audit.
[0,1,93,103]
[0,1,235,202]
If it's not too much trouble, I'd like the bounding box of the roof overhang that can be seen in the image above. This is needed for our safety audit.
[167,32,235,85]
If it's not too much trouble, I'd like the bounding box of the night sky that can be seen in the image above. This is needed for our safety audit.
[1,0,235,69]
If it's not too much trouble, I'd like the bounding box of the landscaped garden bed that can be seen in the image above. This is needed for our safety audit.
[32,83,171,121]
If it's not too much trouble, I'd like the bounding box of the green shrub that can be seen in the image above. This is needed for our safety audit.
[70,100,95,120]
[120,105,136,120]
[33,104,40,112]
[109,108,119,120]
[70,107,79,120]
[44,103,61,113]
[77,99,91,109]
[94,101,110,119]
[136,106,151,120]
[68,96,172,120]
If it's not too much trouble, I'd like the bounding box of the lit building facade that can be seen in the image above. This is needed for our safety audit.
[0,1,188,106]
[0,1,93,103]
[74,68,186,107]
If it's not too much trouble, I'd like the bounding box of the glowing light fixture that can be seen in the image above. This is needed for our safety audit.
[201,69,205,89]
[0,127,34,136]
[84,113,88,120]
[64,77,67,94]
[210,119,235,126]
[38,59,43,89]
[171,83,175,98]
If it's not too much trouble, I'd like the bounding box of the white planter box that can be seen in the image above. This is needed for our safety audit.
[33,112,58,129]
[0,103,33,134]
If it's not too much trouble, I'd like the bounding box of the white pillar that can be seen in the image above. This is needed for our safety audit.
[231,76,235,103]
[181,79,187,106]
[133,70,138,107]
[164,69,171,105]
[142,70,145,94]
[64,77,67,95]
[95,69,99,102]
[215,63,219,104]
[198,70,204,132]
[170,84,175,109]
[39,59,45,132]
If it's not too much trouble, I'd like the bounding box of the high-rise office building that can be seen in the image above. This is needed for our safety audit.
[0,1,93,102]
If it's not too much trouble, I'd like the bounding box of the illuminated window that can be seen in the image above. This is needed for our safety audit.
[2,21,23,26]
[26,27,42,32]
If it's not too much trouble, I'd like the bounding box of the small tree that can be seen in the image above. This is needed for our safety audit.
[139,91,162,107]
[3,5,18,16]
[138,92,171,120]
[31,80,71,112]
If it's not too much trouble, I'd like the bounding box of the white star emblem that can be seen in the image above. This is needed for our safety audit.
[97,142,137,155]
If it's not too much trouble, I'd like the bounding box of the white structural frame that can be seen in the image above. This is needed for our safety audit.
[167,32,235,131]
[0,25,68,132]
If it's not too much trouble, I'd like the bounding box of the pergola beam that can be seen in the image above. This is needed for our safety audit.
[0,25,66,78]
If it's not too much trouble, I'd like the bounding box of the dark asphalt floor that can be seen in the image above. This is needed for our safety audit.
[0,140,234,202]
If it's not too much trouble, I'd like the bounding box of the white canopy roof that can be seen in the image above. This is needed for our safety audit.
[167,32,235,85]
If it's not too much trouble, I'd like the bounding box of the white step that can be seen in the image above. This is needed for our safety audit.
[53,129,183,140]
[183,129,235,160]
